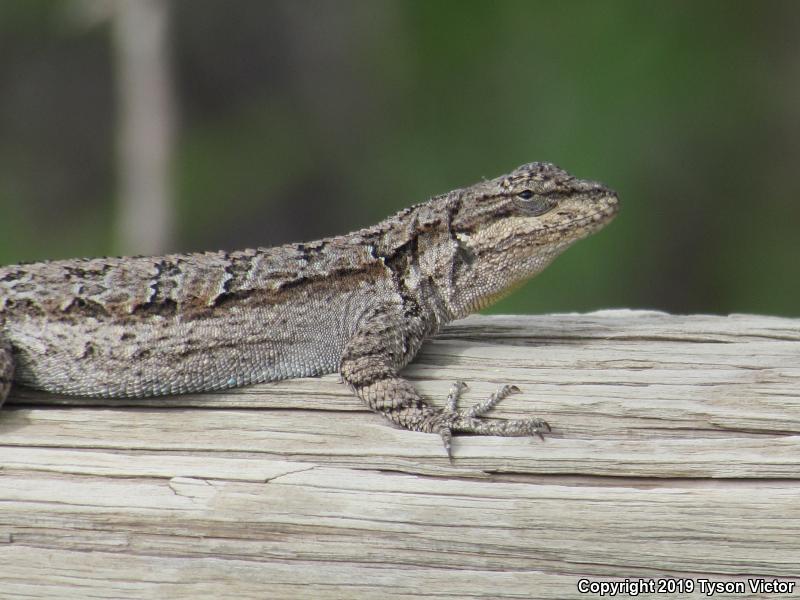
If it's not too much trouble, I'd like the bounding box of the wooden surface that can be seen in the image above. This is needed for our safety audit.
[1,310,799,599]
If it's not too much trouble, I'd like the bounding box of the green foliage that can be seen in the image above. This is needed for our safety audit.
[0,0,797,315]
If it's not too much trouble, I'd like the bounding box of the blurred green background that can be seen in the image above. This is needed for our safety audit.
[0,0,798,316]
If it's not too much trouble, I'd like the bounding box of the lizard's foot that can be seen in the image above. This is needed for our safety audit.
[438,382,551,458]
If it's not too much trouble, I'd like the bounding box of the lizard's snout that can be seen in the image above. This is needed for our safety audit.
[580,180,619,219]
[575,177,615,195]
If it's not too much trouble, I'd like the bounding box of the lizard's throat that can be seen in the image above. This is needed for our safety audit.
[447,245,563,318]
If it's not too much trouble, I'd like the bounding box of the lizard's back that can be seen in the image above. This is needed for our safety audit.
[0,239,397,397]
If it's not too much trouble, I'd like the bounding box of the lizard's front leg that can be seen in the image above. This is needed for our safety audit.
[339,306,550,457]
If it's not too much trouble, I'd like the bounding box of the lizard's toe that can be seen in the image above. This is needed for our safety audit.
[439,425,454,460]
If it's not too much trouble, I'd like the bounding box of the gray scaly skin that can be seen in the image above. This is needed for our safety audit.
[0,162,618,455]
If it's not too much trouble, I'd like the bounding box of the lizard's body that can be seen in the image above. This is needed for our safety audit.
[0,162,618,453]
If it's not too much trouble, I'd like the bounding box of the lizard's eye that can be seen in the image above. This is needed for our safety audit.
[513,191,556,216]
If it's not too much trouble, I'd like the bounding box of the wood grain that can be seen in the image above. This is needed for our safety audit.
[2,310,799,599]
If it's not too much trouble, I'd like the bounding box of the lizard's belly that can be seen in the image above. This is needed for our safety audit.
[5,295,370,397]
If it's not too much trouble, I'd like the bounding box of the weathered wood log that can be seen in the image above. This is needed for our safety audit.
[2,310,799,598]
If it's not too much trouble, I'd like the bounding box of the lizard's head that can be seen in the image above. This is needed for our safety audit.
[446,162,619,315]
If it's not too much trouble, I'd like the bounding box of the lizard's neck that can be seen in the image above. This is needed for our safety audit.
[416,224,575,321]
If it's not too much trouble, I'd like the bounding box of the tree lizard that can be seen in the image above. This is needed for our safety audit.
[0,162,618,455]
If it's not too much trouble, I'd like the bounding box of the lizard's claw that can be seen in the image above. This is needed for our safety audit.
[530,419,551,441]
[439,425,454,462]
[436,383,551,457]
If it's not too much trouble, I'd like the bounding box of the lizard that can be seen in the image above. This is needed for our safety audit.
[0,162,618,455]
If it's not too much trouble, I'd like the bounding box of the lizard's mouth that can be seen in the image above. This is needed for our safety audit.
[552,193,619,234]
[558,193,619,231]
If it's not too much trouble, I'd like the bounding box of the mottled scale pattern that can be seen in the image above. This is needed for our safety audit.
[0,162,618,455]
[0,243,391,397]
